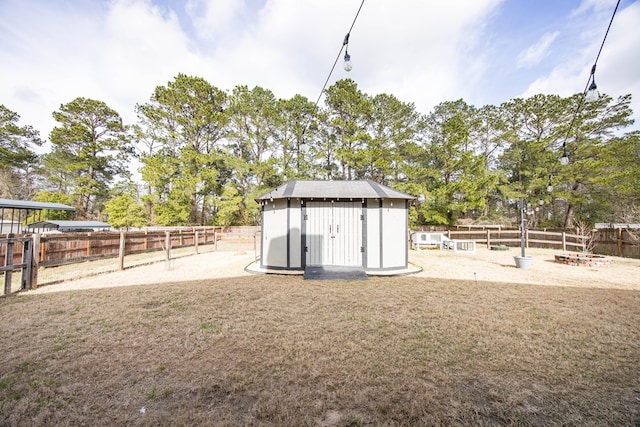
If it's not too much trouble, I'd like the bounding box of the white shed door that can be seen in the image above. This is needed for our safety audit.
[306,201,362,266]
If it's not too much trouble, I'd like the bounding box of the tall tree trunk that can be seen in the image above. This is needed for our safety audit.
[564,204,575,229]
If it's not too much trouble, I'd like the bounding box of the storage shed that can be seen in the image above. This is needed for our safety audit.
[255,180,414,272]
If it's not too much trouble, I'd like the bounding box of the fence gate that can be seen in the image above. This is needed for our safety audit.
[1,234,34,295]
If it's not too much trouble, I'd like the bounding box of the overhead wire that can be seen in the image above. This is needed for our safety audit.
[560,0,621,162]
[311,0,365,110]
[301,0,365,141]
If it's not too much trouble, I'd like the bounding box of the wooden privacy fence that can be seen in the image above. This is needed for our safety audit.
[37,227,221,267]
[1,227,223,295]
[592,227,640,258]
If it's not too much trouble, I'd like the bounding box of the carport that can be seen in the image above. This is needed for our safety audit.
[0,198,76,234]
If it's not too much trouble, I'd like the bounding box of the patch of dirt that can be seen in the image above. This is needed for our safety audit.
[410,246,640,290]
[25,245,639,295]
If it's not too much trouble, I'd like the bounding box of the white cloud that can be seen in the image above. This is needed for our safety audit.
[186,0,246,41]
[1,0,637,153]
[522,1,640,127]
[207,0,504,112]
[517,31,559,69]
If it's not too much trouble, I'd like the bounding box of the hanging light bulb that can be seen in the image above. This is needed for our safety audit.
[586,78,599,101]
[343,50,352,72]
[560,144,569,165]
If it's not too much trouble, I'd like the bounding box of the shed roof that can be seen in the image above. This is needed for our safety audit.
[0,198,76,211]
[255,180,415,201]
[25,220,111,230]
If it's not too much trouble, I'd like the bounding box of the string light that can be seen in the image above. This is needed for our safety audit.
[300,0,365,142]
[343,33,353,72]
[560,0,620,165]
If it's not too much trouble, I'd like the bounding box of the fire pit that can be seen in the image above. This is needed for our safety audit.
[554,253,612,267]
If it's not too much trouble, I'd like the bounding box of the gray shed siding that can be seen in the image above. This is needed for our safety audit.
[257,180,413,271]
[259,198,410,271]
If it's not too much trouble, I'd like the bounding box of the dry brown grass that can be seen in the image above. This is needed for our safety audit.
[1,275,639,426]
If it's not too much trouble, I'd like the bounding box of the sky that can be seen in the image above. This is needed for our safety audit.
[1,0,639,152]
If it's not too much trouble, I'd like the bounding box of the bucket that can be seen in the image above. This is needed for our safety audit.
[514,255,533,270]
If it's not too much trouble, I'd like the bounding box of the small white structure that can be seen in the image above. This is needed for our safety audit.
[255,180,415,272]
[0,220,22,235]
[411,232,445,249]
[25,220,111,233]
[411,231,476,253]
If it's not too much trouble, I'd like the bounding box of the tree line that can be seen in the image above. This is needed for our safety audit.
[1,73,639,229]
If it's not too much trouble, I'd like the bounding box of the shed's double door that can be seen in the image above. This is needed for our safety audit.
[306,201,362,266]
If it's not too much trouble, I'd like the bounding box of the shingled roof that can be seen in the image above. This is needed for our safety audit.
[255,180,415,201]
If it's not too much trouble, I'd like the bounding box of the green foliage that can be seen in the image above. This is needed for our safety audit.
[324,79,372,180]
[5,72,639,228]
[104,194,148,229]
[273,94,317,180]
[29,191,75,221]
[136,74,227,225]
[418,100,494,225]
[215,185,245,226]
[44,98,132,219]
[0,105,42,199]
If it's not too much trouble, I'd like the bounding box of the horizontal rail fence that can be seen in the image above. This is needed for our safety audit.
[1,234,33,295]
[38,227,221,267]
[413,228,587,252]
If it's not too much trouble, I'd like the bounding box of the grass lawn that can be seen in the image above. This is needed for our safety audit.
[1,275,639,425]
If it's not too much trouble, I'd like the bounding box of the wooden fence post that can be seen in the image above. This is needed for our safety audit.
[4,234,14,295]
[31,233,40,289]
[86,233,92,256]
[486,229,491,249]
[214,230,218,251]
[21,238,32,290]
[562,232,567,252]
[617,227,623,257]
[40,236,47,264]
[165,231,171,269]
[118,232,125,271]
[195,231,199,254]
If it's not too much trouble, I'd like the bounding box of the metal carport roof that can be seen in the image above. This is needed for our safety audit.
[25,220,110,231]
[0,198,76,211]
[0,198,76,235]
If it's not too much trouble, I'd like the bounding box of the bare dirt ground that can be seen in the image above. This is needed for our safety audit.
[410,246,640,290]
[26,243,640,294]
